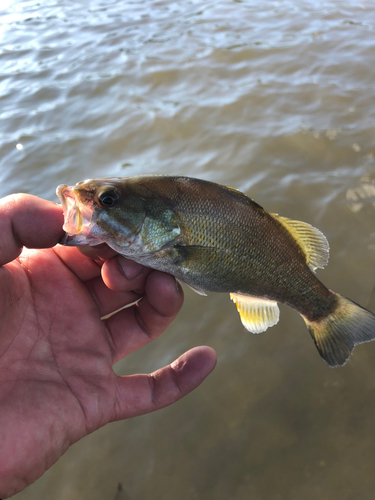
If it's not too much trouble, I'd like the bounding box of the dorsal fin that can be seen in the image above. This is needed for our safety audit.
[272,214,329,271]
[225,186,264,209]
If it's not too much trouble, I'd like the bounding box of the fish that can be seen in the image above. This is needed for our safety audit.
[56,175,375,367]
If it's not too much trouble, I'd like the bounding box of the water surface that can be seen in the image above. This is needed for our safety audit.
[1,1,375,499]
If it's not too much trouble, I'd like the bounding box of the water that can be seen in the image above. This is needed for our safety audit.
[1,0,375,498]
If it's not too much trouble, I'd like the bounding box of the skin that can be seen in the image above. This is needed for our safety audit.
[0,194,217,498]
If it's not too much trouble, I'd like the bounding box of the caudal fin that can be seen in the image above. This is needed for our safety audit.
[303,294,375,367]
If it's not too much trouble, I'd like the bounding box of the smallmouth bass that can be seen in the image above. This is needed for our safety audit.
[56,175,375,367]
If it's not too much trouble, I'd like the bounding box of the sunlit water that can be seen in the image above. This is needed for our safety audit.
[1,1,375,499]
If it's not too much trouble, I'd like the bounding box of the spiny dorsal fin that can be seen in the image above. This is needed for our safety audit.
[226,186,264,209]
[230,293,280,333]
[272,214,329,272]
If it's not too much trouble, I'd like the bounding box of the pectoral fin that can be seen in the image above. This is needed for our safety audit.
[177,279,207,296]
[230,293,280,333]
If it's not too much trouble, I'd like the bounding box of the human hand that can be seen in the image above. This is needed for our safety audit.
[0,194,216,498]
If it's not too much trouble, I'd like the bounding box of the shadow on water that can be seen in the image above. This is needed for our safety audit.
[112,483,129,500]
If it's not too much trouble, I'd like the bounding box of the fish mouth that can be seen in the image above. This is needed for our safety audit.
[56,184,83,234]
[56,184,95,245]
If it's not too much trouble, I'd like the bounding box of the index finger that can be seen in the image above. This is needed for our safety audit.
[77,243,118,262]
[0,194,64,266]
[105,270,184,362]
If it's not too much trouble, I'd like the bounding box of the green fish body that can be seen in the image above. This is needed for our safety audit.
[57,175,375,367]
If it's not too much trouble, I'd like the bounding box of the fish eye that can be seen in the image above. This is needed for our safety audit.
[97,188,120,208]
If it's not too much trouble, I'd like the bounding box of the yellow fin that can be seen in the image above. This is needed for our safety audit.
[227,186,241,193]
[230,293,280,333]
[272,215,329,271]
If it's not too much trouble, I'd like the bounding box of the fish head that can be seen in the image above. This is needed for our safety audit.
[56,178,147,251]
[56,177,181,256]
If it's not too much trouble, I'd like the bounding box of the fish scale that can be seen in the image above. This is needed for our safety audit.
[57,175,375,367]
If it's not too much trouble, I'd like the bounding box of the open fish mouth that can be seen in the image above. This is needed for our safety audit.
[56,184,83,234]
[56,184,95,245]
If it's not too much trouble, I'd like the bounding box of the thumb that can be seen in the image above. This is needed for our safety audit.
[0,194,64,266]
[112,346,217,421]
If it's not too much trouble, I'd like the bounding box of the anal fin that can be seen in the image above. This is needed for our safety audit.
[230,294,280,333]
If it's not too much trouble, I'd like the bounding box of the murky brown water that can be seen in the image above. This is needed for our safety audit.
[2,0,375,498]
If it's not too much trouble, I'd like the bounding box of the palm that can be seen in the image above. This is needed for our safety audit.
[0,195,216,497]
[2,246,118,434]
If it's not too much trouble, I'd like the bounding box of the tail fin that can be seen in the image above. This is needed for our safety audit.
[303,294,375,367]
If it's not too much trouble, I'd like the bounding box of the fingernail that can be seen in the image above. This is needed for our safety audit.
[175,278,181,292]
[117,256,143,280]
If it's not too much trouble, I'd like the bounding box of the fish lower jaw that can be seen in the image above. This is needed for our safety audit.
[59,225,106,246]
